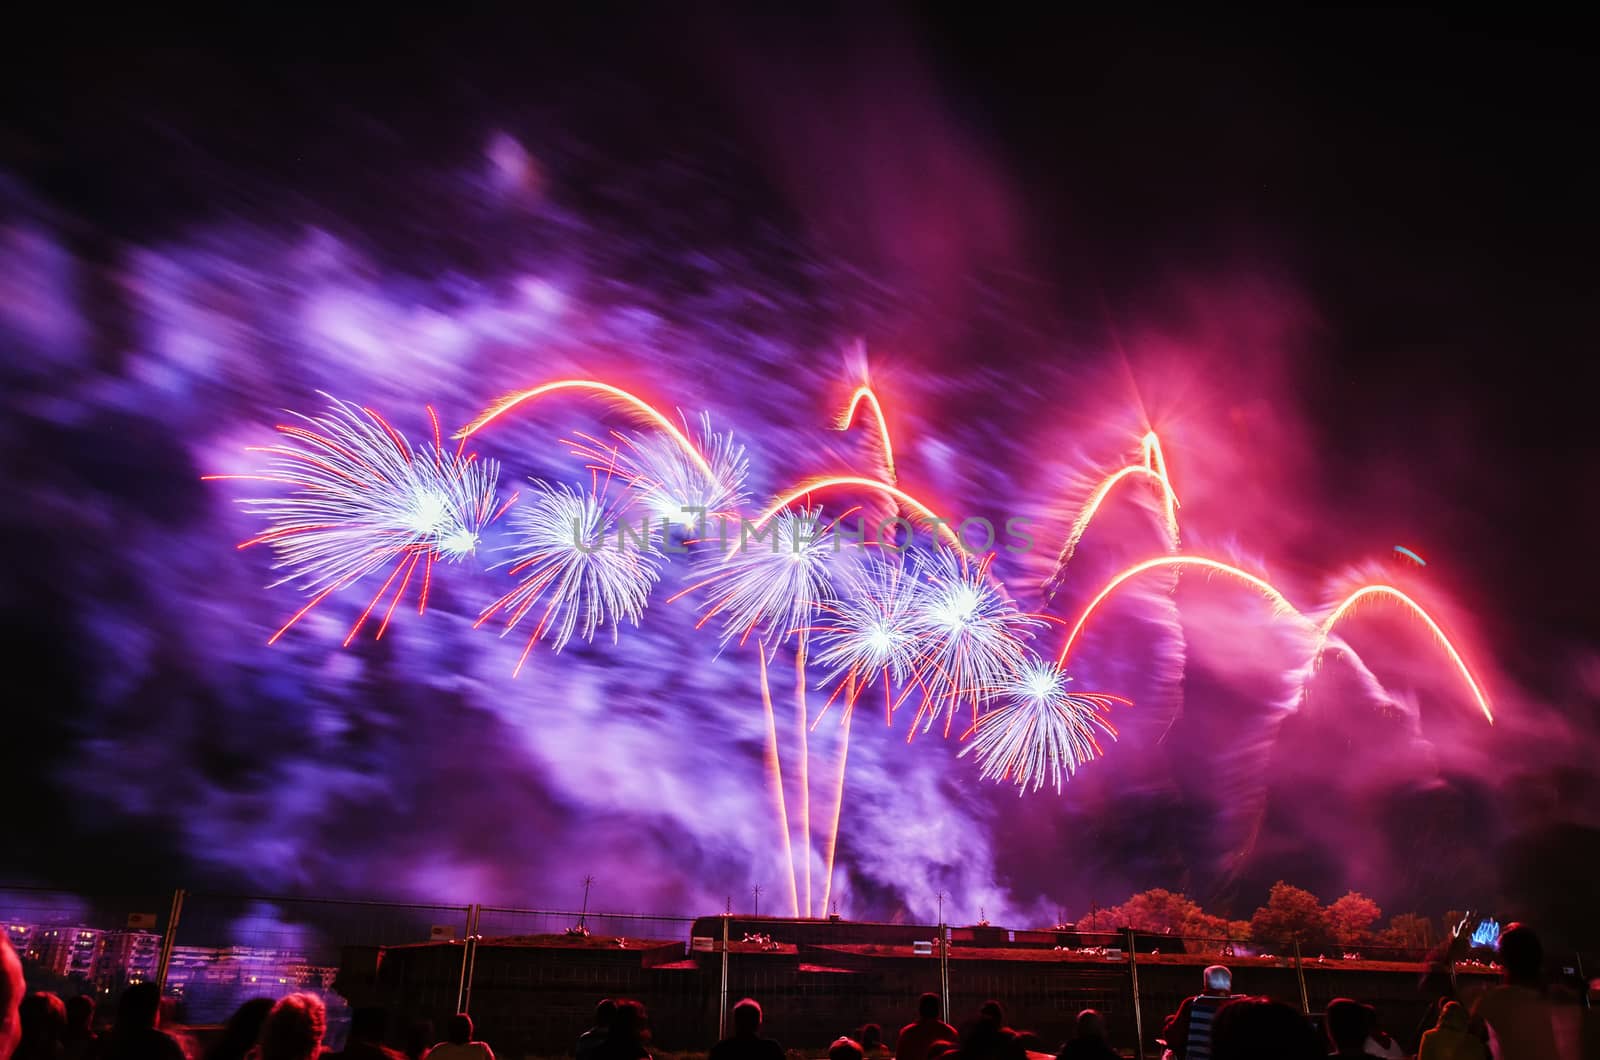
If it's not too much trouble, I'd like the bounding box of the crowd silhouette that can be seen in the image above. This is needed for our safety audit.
[1,922,1594,1060]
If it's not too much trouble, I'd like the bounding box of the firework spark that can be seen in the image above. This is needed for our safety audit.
[958,659,1129,795]
[481,482,662,668]
[206,396,500,644]
[907,549,1039,737]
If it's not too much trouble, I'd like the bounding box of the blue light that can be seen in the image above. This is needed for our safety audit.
[1471,918,1501,947]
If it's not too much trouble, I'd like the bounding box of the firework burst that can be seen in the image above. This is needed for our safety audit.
[482,482,662,666]
[907,549,1039,736]
[682,507,839,646]
[570,412,750,531]
[813,554,925,722]
[207,395,501,644]
[958,659,1127,794]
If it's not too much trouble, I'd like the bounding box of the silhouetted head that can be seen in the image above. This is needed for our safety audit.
[917,994,941,1021]
[1203,965,1233,994]
[19,995,66,1045]
[404,1020,435,1060]
[446,1014,474,1046]
[1073,1010,1105,1041]
[258,994,326,1060]
[978,1001,1003,1026]
[1498,923,1543,984]
[116,984,162,1032]
[829,1038,864,1060]
[594,999,615,1029]
[609,1001,647,1045]
[0,938,21,1060]
[208,998,275,1060]
[1210,996,1323,1060]
[732,999,762,1036]
[859,1023,882,1049]
[349,1008,386,1044]
[1323,998,1374,1052]
[1436,1001,1467,1032]
[64,996,94,1034]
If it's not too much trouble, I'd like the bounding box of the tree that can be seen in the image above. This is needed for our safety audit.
[1076,889,1202,934]
[1376,912,1435,953]
[1249,882,1331,950]
[1327,891,1383,948]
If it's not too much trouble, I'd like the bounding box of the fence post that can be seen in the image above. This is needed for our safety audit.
[1293,941,1310,1015]
[939,919,949,1022]
[455,905,478,1014]
[156,888,185,993]
[1126,928,1145,1060]
[718,914,730,1041]
[459,904,482,1014]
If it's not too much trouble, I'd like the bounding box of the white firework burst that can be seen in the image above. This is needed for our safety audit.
[958,658,1125,795]
[813,554,925,699]
[487,482,662,660]
[907,548,1040,735]
[213,395,501,642]
[571,413,749,531]
[690,507,839,646]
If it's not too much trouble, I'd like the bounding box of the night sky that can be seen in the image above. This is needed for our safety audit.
[3,10,1596,945]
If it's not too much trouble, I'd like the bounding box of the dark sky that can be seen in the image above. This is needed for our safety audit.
[2,8,1596,927]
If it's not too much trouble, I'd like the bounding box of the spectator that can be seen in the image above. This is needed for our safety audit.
[426,1017,493,1060]
[327,1009,401,1060]
[858,1025,889,1059]
[256,995,325,1060]
[830,1040,864,1060]
[61,998,96,1060]
[709,999,782,1060]
[1324,998,1376,1058]
[953,1014,1023,1060]
[1168,965,1232,1060]
[1472,923,1560,1060]
[976,1005,1003,1030]
[590,1001,648,1060]
[1208,997,1323,1060]
[896,995,957,1060]
[203,1001,274,1060]
[1419,1002,1487,1060]
[575,1001,614,1060]
[102,985,184,1060]
[15,994,66,1060]
[2,939,23,1060]
[1056,1009,1116,1060]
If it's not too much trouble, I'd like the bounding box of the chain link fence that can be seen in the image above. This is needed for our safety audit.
[4,889,1554,1060]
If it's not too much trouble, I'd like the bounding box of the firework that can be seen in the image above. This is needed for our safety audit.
[455,377,727,490]
[482,482,662,668]
[680,507,839,646]
[570,413,750,530]
[206,396,500,644]
[958,659,1128,795]
[1044,430,1180,598]
[812,555,926,723]
[753,475,964,550]
[837,384,897,483]
[1313,584,1493,722]
[907,549,1039,736]
[1055,554,1310,668]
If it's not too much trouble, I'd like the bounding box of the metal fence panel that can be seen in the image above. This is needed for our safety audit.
[162,893,472,1049]
[0,887,171,1003]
